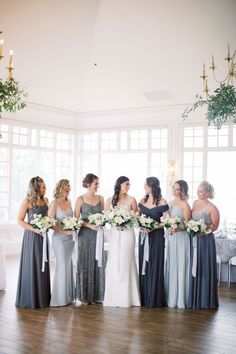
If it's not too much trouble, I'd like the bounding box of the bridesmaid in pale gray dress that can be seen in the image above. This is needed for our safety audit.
[75,174,105,304]
[188,181,219,309]
[165,180,191,308]
[48,179,75,307]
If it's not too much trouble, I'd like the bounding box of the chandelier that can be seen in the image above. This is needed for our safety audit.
[0,31,27,129]
[201,44,236,99]
[182,44,236,129]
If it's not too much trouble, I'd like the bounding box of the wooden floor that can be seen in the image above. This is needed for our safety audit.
[1,257,236,354]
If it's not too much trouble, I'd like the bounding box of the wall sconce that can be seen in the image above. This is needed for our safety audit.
[167,160,177,185]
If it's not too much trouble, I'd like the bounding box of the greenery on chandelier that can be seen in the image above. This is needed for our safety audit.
[0,78,27,115]
[182,84,236,129]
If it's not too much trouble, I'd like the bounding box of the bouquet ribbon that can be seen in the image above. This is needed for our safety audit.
[192,236,198,277]
[41,232,48,272]
[95,226,104,268]
[140,231,149,275]
[72,230,78,265]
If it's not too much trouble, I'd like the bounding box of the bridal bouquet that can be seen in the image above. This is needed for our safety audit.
[137,214,159,231]
[160,215,182,229]
[60,216,84,231]
[184,219,207,237]
[88,212,107,227]
[104,207,137,230]
[30,214,56,233]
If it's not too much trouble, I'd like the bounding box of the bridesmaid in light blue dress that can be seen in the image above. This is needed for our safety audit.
[165,180,191,308]
[48,179,75,307]
[188,181,219,309]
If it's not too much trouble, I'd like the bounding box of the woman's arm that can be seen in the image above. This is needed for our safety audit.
[131,197,138,212]
[106,197,111,209]
[18,199,41,234]
[74,196,83,218]
[100,195,105,211]
[208,204,220,233]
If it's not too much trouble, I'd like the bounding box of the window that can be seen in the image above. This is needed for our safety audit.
[0,122,75,223]
[101,131,118,150]
[130,129,148,149]
[208,126,228,147]
[12,126,28,145]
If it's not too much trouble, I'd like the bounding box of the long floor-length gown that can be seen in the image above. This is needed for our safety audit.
[0,245,6,290]
[165,202,190,308]
[103,201,140,307]
[76,198,105,303]
[16,205,51,308]
[188,207,219,309]
[50,202,75,306]
[139,203,169,307]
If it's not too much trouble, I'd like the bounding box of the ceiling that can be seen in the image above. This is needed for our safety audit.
[1,0,236,113]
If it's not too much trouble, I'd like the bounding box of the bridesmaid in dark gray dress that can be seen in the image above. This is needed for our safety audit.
[138,177,168,307]
[188,181,219,309]
[75,174,105,304]
[16,176,51,308]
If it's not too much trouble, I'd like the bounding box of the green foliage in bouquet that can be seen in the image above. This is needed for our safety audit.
[0,78,27,114]
[182,84,236,129]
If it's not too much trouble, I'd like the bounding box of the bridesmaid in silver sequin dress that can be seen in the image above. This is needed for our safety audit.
[75,174,105,304]
[16,176,51,308]
[188,181,219,309]
[48,179,75,307]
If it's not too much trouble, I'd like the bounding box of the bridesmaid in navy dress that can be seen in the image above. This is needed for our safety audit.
[188,181,219,309]
[138,177,168,307]
[16,176,51,308]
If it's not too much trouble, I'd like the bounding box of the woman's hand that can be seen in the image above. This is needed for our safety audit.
[140,227,151,234]
[83,222,99,231]
[65,230,74,236]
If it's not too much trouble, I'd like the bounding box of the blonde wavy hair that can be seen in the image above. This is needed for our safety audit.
[199,181,215,199]
[53,179,70,200]
[27,176,45,207]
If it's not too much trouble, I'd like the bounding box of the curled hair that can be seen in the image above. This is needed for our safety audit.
[82,173,98,188]
[144,177,162,206]
[27,176,45,207]
[112,176,129,207]
[175,180,189,200]
[199,181,214,199]
[53,179,70,200]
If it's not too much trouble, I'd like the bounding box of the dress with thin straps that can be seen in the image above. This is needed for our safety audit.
[50,200,75,306]
[76,196,105,303]
[188,205,218,309]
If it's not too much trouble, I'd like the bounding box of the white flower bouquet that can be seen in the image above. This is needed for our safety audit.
[60,216,84,231]
[30,214,56,233]
[160,215,182,229]
[184,219,207,237]
[88,212,107,227]
[104,207,137,230]
[137,214,159,231]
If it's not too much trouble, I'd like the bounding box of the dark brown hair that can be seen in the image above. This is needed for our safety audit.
[112,176,129,207]
[175,180,189,200]
[144,177,162,206]
[82,173,98,188]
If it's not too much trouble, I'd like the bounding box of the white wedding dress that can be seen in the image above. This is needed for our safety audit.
[103,201,140,307]
[0,245,7,290]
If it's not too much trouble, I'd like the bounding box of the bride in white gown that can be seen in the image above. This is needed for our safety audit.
[0,245,7,290]
[103,176,140,307]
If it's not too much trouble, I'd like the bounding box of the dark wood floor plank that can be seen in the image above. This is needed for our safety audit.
[1,256,236,354]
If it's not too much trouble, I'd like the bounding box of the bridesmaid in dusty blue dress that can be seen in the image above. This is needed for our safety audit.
[48,179,75,307]
[75,174,105,304]
[138,177,168,307]
[188,181,219,309]
[16,176,51,308]
[165,180,191,308]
